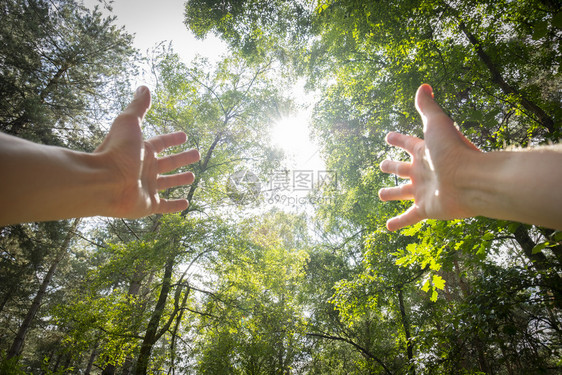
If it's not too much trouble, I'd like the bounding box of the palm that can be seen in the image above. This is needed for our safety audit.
[379,84,479,231]
[95,87,200,218]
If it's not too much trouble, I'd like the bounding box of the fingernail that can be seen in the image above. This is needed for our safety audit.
[422,84,434,98]
[380,160,388,171]
[134,86,147,99]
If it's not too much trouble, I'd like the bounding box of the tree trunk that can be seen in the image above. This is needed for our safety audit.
[0,286,15,315]
[445,4,556,133]
[398,289,416,375]
[102,362,116,375]
[474,337,490,374]
[7,218,80,359]
[85,339,100,375]
[134,256,175,375]
[514,225,562,309]
[118,271,146,375]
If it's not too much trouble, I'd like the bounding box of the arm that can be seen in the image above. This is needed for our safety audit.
[379,84,562,231]
[0,86,200,226]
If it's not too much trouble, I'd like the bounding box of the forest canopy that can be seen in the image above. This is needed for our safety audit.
[1,0,561,374]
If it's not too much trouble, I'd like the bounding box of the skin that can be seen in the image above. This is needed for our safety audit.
[379,84,562,231]
[0,86,200,226]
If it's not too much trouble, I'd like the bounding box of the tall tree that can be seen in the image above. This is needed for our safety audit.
[0,0,135,149]
[0,0,135,371]
[183,0,561,373]
[7,218,80,360]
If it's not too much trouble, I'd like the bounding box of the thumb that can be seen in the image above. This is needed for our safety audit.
[95,86,151,153]
[415,84,480,151]
[415,84,450,132]
[123,85,151,122]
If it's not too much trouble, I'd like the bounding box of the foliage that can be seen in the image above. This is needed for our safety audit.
[0,0,561,374]
[0,0,135,149]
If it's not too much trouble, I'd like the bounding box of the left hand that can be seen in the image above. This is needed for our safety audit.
[378,84,480,231]
[94,86,200,218]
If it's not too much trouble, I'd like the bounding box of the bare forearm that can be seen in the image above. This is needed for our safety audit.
[460,146,562,230]
[0,133,116,225]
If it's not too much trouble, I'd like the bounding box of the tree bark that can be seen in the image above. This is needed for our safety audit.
[398,289,416,375]
[514,225,562,309]
[7,218,80,359]
[85,339,99,375]
[134,256,175,375]
[101,362,116,375]
[442,1,557,133]
[306,332,393,375]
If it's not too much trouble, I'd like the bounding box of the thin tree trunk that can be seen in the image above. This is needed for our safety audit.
[7,218,80,359]
[474,337,490,374]
[445,2,556,133]
[0,286,15,315]
[398,289,416,375]
[102,362,116,375]
[513,225,562,309]
[134,256,175,375]
[85,339,100,375]
[132,130,219,374]
[306,332,393,375]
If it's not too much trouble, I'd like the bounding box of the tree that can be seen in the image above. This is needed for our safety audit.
[2,0,561,373]
[0,0,135,149]
[184,0,561,373]
[7,219,80,360]
[131,50,288,375]
[190,211,310,374]
[0,0,135,371]
[49,48,292,374]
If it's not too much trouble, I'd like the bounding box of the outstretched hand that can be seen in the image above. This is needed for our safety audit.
[94,86,200,218]
[378,84,481,231]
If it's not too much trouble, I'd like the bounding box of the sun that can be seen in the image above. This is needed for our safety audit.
[270,110,325,172]
[271,112,311,156]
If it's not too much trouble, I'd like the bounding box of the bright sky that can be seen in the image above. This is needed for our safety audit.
[82,0,226,62]
[82,0,325,203]
[270,85,324,172]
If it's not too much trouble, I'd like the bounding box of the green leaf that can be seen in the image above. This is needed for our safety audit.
[532,20,548,40]
[395,256,409,266]
[402,222,422,237]
[430,290,438,302]
[421,279,430,292]
[507,223,520,234]
[532,242,548,254]
[482,232,494,241]
[432,275,445,290]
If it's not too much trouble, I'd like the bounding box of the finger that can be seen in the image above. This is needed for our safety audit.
[121,86,152,123]
[415,84,481,152]
[156,198,189,214]
[158,149,201,174]
[380,159,411,178]
[414,84,454,134]
[378,183,414,201]
[148,131,188,153]
[157,172,195,191]
[385,132,422,156]
[97,87,152,152]
[386,205,423,231]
